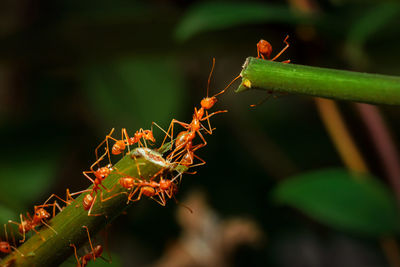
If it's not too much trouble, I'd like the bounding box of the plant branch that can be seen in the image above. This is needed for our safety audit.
[236,57,400,106]
[0,148,183,267]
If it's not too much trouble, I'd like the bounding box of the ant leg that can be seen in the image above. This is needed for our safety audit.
[40,219,57,235]
[30,226,46,241]
[6,223,24,256]
[270,35,290,61]
[82,226,96,261]
[70,243,81,267]
[42,193,70,208]
[281,59,290,63]
[87,195,104,217]
[122,128,131,154]
[127,187,143,203]
[196,131,208,147]
[152,122,171,140]
[95,128,115,167]
[160,119,190,150]
[100,182,129,202]
[250,93,273,108]
[188,154,207,168]
[151,192,166,206]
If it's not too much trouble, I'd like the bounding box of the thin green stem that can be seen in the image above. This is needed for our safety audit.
[0,148,184,267]
[236,57,400,106]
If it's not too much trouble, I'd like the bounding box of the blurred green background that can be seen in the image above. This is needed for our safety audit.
[1,0,400,266]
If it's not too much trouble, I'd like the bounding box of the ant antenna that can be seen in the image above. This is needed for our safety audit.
[212,74,241,98]
[206,58,216,98]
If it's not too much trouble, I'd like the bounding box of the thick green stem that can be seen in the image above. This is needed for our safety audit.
[236,57,400,106]
[0,148,183,267]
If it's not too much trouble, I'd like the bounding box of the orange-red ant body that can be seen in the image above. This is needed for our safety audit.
[70,226,108,267]
[257,35,290,63]
[9,205,57,242]
[0,224,23,256]
[96,128,156,166]
[252,35,291,107]
[81,150,113,216]
[162,59,239,163]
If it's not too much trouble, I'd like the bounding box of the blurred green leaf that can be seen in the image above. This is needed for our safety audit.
[347,2,400,45]
[175,2,308,42]
[0,204,17,226]
[272,168,400,236]
[0,151,58,209]
[82,56,186,138]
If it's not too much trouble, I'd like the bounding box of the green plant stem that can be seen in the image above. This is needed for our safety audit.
[0,148,182,267]
[236,57,400,106]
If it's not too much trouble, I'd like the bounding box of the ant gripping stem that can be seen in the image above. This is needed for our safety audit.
[0,224,24,256]
[70,226,109,267]
[252,35,291,108]
[160,58,240,160]
[256,35,290,63]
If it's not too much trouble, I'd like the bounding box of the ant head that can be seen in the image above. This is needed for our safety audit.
[0,241,12,253]
[201,96,217,110]
[96,167,111,180]
[257,39,272,59]
[36,208,50,219]
[93,245,103,257]
[144,130,155,142]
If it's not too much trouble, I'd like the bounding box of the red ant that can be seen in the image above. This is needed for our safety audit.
[161,58,240,163]
[0,224,23,256]
[100,163,181,207]
[257,35,290,63]
[95,128,156,166]
[70,226,109,267]
[41,189,77,215]
[81,149,114,217]
[9,204,58,243]
[252,35,291,107]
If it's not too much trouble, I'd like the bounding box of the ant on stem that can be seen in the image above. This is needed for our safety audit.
[160,58,240,163]
[70,226,110,267]
[81,149,114,217]
[0,224,24,256]
[8,204,58,243]
[257,35,290,63]
[252,35,291,107]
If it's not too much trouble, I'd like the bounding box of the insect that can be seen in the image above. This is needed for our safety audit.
[95,128,156,166]
[100,160,180,207]
[252,35,291,107]
[257,35,290,63]
[0,224,23,256]
[70,226,108,267]
[80,149,114,217]
[8,205,58,243]
[161,58,240,163]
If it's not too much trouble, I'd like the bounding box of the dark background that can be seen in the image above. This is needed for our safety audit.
[0,0,399,266]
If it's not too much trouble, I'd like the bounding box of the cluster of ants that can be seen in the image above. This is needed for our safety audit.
[0,36,290,267]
